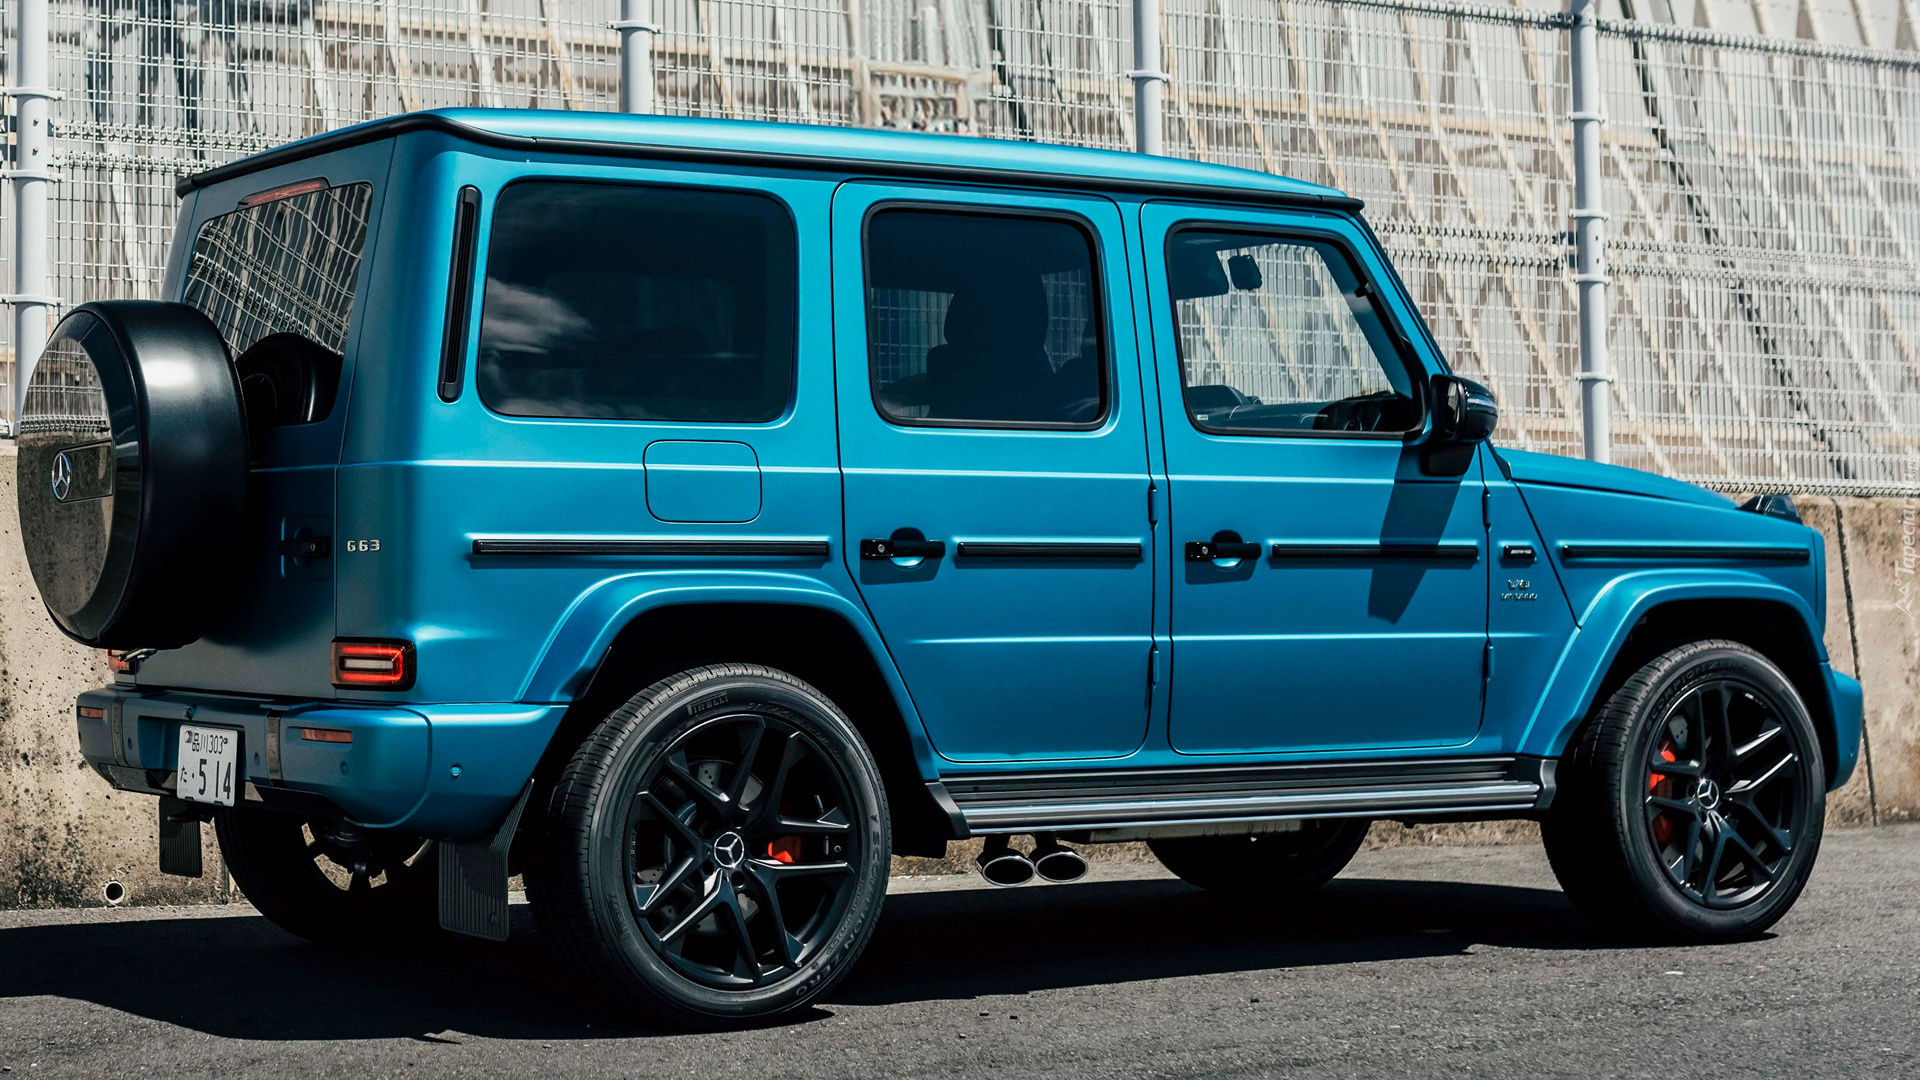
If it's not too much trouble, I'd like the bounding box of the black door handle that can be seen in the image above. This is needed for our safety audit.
[861,537,947,560]
[1186,539,1261,561]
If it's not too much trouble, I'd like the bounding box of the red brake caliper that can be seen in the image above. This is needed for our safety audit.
[766,837,802,864]
[1650,739,1678,845]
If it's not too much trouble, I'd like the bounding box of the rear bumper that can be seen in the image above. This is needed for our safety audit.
[76,686,564,839]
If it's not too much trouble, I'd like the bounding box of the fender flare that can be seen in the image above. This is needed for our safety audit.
[1516,570,1830,762]
[516,570,941,779]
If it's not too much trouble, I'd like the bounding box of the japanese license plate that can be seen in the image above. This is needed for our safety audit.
[176,724,240,807]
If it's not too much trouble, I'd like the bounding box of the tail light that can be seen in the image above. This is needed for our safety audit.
[331,639,415,691]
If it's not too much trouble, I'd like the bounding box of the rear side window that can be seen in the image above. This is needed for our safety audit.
[864,208,1105,429]
[476,181,797,423]
[182,181,373,426]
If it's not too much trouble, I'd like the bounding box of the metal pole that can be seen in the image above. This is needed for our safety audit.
[615,0,657,114]
[1129,0,1166,155]
[8,0,56,431]
[1569,0,1610,463]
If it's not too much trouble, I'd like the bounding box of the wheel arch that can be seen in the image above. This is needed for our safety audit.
[1520,575,1846,788]
[518,577,955,857]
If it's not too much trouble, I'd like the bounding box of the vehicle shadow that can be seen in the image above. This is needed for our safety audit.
[0,875,1603,1041]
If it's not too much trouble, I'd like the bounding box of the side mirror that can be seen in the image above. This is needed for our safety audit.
[1423,374,1497,476]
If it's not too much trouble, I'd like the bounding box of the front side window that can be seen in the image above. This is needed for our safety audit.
[182,181,373,426]
[1167,230,1420,436]
[477,181,797,423]
[865,208,1105,428]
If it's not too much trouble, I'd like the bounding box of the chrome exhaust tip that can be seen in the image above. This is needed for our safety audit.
[977,837,1036,887]
[1031,839,1088,884]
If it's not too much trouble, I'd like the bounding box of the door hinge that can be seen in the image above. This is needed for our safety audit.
[1481,486,1492,528]
[1147,481,1159,526]
[1482,640,1495,681]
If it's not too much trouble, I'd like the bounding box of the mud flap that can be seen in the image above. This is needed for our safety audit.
[438,781,532,941]
[157,797,205,878]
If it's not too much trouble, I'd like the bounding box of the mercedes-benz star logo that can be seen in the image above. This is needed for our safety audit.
[1696,778,1722,812]
[50,451,73,502]
[712,831,747,870]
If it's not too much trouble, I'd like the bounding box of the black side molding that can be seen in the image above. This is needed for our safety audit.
[1269,541,1480,560]
[471,538,830,558]
[1558,542,1810,563]
[955,541,1143,559]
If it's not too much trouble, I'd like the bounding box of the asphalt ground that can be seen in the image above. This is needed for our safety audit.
[2,823,1916,1079]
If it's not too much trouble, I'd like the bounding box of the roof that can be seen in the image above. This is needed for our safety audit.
[175,109,1360,211]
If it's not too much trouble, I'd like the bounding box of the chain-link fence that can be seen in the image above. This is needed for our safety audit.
[4,0,1917,493]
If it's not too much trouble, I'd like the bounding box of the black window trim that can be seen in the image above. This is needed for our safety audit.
[860,199,1115,433]
[472,174,803,426]
[1163,221,1430,442]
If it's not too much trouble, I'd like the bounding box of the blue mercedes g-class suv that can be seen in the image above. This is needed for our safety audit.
[18,110,1863,1028]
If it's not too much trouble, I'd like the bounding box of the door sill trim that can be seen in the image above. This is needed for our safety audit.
[937,755,1550,836]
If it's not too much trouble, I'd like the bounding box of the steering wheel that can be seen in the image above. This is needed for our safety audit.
[1316,390,1402,433]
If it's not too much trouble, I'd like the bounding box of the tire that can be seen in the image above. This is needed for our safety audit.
[1148,818,1370,896]
[1542,639,1826,941]
[17,301,247,649]
[524,664,890,1029]
[215,807,440,947]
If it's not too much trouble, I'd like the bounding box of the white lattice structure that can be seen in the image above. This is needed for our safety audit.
[3,0,1917,492]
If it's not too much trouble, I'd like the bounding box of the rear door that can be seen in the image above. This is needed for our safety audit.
[1142,203,1490,754]
[138,145,394,697]
[832,183,1154,762]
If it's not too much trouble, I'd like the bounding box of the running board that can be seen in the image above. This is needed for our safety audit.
[933,756,1551,837]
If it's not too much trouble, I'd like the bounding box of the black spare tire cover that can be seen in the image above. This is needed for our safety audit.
[17,301,247,649]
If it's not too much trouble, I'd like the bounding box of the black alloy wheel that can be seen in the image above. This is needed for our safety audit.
[215,808,440,946]
[626,712,863,989]
[528,664,890,1027]
[1543,639,1825,941]
[1642,676,1805,909]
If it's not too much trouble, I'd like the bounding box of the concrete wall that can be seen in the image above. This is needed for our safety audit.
[1802,497,1919,826]
[0,448,1912,906]
[0,450,228,908]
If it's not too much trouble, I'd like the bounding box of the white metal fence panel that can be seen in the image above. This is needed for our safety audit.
[1597,18,1920,495]
[6,0,1919,494]
[1160,0,1582,459]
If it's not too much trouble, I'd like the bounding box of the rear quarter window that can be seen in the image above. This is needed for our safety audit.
[475,180,798,424]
